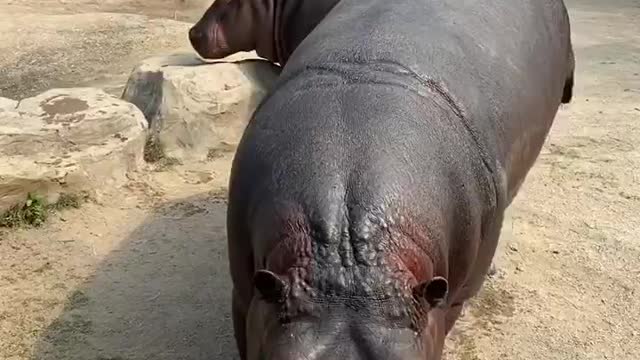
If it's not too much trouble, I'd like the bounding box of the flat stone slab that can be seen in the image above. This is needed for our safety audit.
[0,88,148,213]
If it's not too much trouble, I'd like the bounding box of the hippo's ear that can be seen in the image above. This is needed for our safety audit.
[253,270,289,304]
[414,276,449,308]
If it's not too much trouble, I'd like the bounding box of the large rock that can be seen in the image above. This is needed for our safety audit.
[122,52,280,162]
[0,88,148,214]
[0,97,17,111]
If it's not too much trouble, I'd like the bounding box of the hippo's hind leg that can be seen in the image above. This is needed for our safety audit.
[228,239,251,359]
[232,289,248,359]
[446,210,506,334]
[444,302,465,334]
[227,215,252,359]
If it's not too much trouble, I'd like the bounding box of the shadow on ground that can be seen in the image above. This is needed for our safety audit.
[32,194,239,360]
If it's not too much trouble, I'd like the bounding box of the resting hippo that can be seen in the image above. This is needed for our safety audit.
[189,0,340,64]
[216,0,574,358]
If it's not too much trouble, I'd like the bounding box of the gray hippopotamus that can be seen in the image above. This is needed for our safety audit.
[192,0,574,358]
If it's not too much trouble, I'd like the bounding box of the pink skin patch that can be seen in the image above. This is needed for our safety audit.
[212,22,230,56]
[263,208,439,298]
[265,211,314,275]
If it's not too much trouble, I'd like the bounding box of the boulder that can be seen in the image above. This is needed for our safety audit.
[0,88,148,214]
[0,97,17,111]
[121,52,280,162]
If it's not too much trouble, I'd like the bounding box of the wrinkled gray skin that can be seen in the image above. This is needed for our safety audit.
[225,0,575,359]
[189,0,340,64]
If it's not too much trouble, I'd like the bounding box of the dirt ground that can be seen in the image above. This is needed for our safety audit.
[1,0,639,359]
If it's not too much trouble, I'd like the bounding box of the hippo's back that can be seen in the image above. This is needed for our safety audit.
[279,0,573,201]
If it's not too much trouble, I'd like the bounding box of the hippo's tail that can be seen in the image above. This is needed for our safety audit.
[561,49,575,103]
[561,39,575,104]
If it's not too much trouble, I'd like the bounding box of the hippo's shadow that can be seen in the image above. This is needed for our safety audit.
[32,194,239,360]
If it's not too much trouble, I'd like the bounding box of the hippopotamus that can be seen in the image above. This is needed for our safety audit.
[189,0,340,64]
[194,0,575,358]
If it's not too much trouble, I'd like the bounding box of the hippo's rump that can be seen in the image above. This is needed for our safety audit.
[228,0,572,303]
[231,60,497,296]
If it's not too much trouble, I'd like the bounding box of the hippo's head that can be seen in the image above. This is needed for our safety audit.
[189,0,280,62]
[245,269,450,359]
[189,0,341,65]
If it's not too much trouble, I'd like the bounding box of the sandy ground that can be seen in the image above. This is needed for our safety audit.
[1,0,639,359]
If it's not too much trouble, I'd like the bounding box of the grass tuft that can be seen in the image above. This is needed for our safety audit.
[0,193,48,228]
[0,192,88,228]
[144,136,181,170]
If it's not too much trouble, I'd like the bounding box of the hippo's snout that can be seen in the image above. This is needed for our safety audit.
[188,24,211,58]
[188,21,230,60]
[188,26,204,45]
